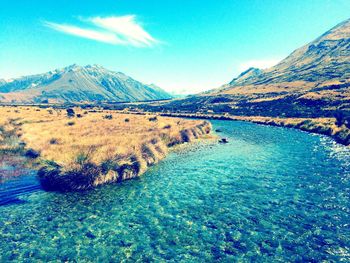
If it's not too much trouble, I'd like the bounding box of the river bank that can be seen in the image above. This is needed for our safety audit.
[0,106,212,191]
[137,112,350,146]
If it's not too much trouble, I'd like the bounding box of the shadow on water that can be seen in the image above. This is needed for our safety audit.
[0,156,41,206]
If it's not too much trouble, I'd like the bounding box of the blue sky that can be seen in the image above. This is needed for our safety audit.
[1,0,349,94]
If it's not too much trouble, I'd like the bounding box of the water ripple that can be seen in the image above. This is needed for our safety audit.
[0,120,349,262]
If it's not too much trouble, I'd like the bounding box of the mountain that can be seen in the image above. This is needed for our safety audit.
[229,67,263,85]
[211,18,350,116]
[228,19,350,86]
[143,18,350,118]
[0,64,171,103]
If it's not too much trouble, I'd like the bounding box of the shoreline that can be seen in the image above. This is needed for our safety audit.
[38,121,212,191]
[125,111,350,147]
[2,105,349,147]
[1,106,348,192]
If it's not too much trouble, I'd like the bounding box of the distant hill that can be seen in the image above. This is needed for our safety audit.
[144,18,350,118]
[0,64,171,103]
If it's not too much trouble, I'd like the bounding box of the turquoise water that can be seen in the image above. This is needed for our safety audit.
[0,120,349,262]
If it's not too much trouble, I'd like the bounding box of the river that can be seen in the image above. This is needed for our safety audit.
[0,120,349,261]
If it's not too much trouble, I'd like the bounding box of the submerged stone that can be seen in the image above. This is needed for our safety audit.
[85,231,96,239]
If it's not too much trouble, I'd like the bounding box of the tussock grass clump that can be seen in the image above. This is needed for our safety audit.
[67,121,75,126]
[25,148,40,159]
[148,116,158,122]
[66,108,75,118]
[103,114,113,120]
[0,123,25,155]
[49,138,59,145]
[0,106,212,191]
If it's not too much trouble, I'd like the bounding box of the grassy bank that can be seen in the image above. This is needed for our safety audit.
[0,106,212,191]
[148,112,350,146]
[233,116,350,146]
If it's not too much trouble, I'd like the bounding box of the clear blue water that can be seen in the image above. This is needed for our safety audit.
[0,120,349,262]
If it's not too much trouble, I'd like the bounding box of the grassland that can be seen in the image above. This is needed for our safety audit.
[0,106,212,191]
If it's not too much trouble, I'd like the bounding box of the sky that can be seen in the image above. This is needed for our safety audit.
[1,0,349,94]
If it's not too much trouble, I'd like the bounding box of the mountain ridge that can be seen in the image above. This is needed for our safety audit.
[227,18,350,87]
[135,17,350,118]
[199,17,350,117]
[0,64,171,103]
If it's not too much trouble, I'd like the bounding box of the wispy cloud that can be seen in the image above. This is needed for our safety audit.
[44,15,158,47]
[238,59,281,71]
[90,16,158,47]
[44,22,124,45]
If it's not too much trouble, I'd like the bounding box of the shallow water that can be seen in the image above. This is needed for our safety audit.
[0,120,349,262]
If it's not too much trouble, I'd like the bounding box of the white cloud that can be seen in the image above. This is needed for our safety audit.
[44,15,158,47]
[238,59,281,72]
[44,22,125,45]
[90,16,158,47]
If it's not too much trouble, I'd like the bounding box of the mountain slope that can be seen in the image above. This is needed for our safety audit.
[229,67,263,85]
[228,18,350,86]
[143,18,350,118]
[0,65,171,103]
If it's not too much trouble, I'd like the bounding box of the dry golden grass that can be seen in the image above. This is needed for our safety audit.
[0,106,212,190]
[218,81,314,96]
[0,106,212,166]
[156,112,350,146]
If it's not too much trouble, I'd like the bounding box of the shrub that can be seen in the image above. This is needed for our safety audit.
[101,159,119,174]
[49,138,59,145]
[163,124,171,129]
[125,118,130,122]
[75,147,95,166]
[39,163,100,191]
[76,152,91,166]
[103,114,113,120]
[180,130,191,142]
[66,108,75,118]
[67,121,75,126]
[25,148,40,158]
[76,114,83,118]
[149,116,157,122]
